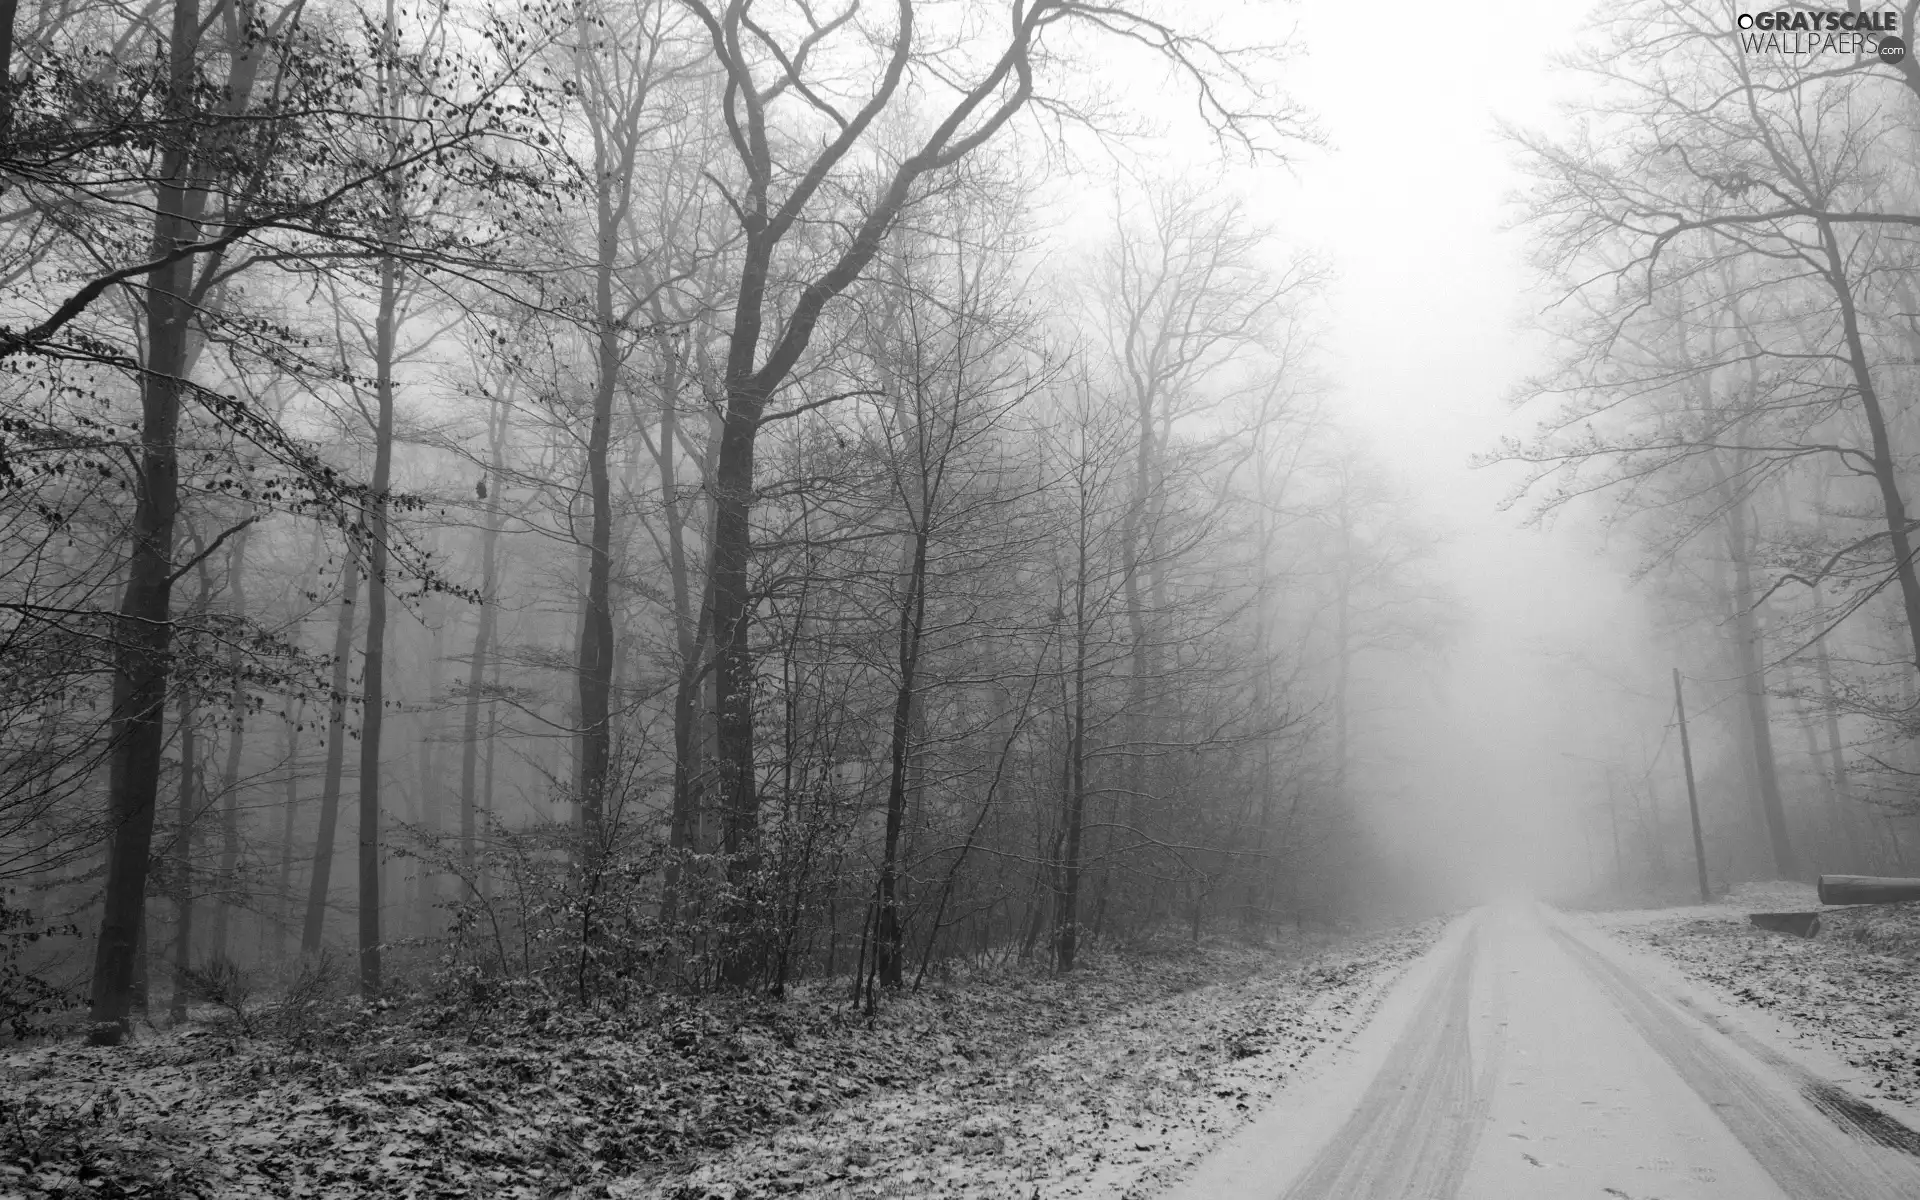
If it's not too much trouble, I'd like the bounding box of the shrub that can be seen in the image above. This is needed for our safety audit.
[0,890,77,1039]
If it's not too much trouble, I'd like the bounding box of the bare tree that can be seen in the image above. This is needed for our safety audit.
[678,0,1292,980]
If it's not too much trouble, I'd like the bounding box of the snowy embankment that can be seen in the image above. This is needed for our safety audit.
[1594,882,1920,1108]
[0,923,1440,1200]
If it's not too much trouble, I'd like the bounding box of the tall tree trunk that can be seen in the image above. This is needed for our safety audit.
[169,688,197,1021]
[659,327,706,927]
[1813,626,1869,867]
[663,605,709,924]
[459,395,505,886]
[1724,497,1797,879]
[1120,376,1156,887]
[209,523,250,958]
[569,20,650,913]
[576,185,620,860]
[1783,660,1849,871]
[710,377,765,983]
[302,553,360,954]
[276,699,302,959]
[1246,588,1276,927]
[86,0,202,1042]
[1699,430,1796,881]
[1054,547,1090,973]
[481,656,500,903]
[131,917,148,1016]
[414,589,445,934]
[876,517,930,989]
[1331,482,1354,802]
[569,244,619,1001]
[355,249,400,995]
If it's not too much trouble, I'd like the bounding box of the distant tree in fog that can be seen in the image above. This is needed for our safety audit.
[1504,0,1920,873]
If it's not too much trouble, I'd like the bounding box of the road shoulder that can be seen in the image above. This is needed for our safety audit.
[1586,885,1920,1126]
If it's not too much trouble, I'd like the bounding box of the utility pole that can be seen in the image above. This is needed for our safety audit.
[1606,769,1623,886]
[1673,668,1711,903]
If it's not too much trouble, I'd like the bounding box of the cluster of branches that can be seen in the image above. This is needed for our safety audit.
[1501,0,1920,886]
[0,0,1448,1042]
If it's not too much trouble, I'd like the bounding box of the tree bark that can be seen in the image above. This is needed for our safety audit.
[1813,625,1871,867]
[575,177,621,855]
[86,0,202,1042]
[275,699,301,959]
[168,688,197,1021]
[130,916,148,1015]
[209,522,250,957]
[459,394,506,886]
[710,377,764,982]
[710,387,761,822]
[659,327,706,927]
[1331,484,1354,802]
[411,590,445,935]
[355,248,400,995]
[1782,658,1854,871]
[481,655,500,903]
[1723,494,1797,879]
[567,0,658,910]
[1054,536,1091,973]
[1817,874,1920,904]
[302,553,359,954]
[875,509,929,989]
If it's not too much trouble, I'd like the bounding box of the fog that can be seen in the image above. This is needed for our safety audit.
[8,0,1919,1044]
[25,7,1920,1195]
[1269,0,1663,901]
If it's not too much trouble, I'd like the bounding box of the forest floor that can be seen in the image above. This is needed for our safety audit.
[1592,881,1920,1109]
[0,921,1442,1200]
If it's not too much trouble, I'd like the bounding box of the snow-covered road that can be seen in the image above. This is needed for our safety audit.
[1167,902,1920,1200]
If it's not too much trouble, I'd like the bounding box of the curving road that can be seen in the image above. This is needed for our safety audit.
[1170,902,1920,1200]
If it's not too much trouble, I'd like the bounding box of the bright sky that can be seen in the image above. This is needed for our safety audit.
[1264,0,1669,896]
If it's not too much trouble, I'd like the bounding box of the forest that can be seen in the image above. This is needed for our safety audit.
[12,0,1920,1196]
[0,0,1453,1051]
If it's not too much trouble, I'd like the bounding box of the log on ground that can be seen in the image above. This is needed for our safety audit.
[1816,875,1920,905]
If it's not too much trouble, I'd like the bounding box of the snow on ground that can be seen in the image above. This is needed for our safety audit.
[1592,882,1920,1108]
[626,924,1441,1199]
[0,924,1440,1199]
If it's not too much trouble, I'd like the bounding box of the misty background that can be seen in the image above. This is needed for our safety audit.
[1270,0,1662,901]
[9,0,1908,1045]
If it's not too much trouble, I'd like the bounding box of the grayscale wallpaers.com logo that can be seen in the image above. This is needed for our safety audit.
[1736,8,1907,63]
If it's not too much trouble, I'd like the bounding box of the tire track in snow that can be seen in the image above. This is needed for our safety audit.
[1657,989,1920,1158]
[1279,919,1488,1200]
[1549,919,1920,1200]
